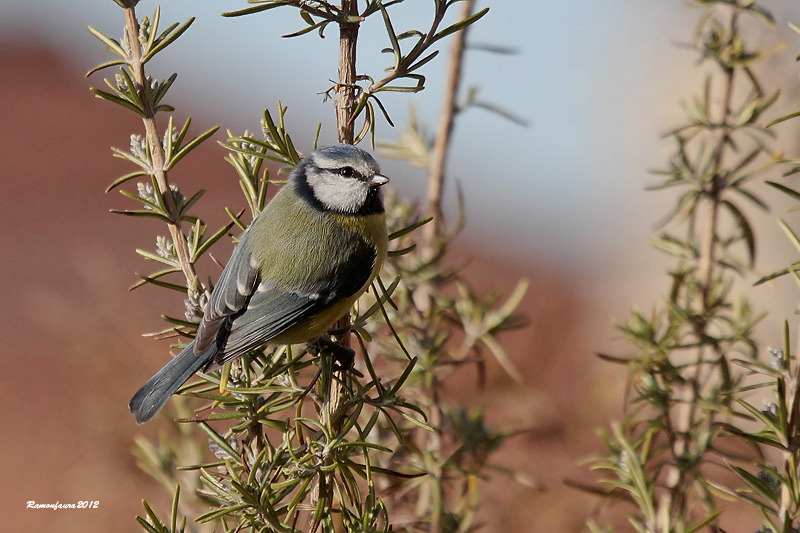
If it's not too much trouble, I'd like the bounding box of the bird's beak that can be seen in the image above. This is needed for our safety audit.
[370,174,389,187]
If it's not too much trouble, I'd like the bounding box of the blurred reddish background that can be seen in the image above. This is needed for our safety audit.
[2,41,774,532]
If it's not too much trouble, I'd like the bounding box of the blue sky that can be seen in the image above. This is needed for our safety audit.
[3,1,800,284]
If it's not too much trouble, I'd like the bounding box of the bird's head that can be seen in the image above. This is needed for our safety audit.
[296,144,389,215]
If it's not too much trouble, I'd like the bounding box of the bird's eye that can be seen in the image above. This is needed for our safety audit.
[339,166,355,178]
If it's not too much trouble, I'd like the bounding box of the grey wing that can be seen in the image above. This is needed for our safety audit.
[209,234,378,366]
[194,229,259,354]
[211,285,326,364]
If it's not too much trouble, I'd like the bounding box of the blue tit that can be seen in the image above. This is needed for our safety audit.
[129,144,389,423]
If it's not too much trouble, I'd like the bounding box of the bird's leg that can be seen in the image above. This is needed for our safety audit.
[315,336,355,371]
[300,338,361,401]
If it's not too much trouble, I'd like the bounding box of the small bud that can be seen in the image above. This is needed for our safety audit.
[163,127,179,147]
[121,27,132,57]
[114,73,128,92]
[757,469,780,492]
[761,402,779,421]
[185,225,195,246]
[208,437,238,460]
[138,17,150,46]
[136,181,153,199]
[617,450,629,473]
[169,183,185,206]
[184,287,206,324]
[156,235,176,260]
[130,134,146,159]
[767,346,786,370]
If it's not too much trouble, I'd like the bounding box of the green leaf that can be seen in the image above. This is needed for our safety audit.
[176,411,246,422]
[735,398,784,442]
[166,126,219,170]
[766,180,800,201]
[388,243,416,257]
[144,18,195,63]
[115,66,144,111]
[170,485,180,533]
[86,59,127,78]
[226,207,247,231]
[376,84,424,93]
[371,95,395,127]
[374,280,413,360]
[197,422,243,466]
[194,219,237,260]
[110,208,169,221]
[407,50,440,72]
[90,87,146,117]
[379,4,402,70]
[731,186,768,211]
[282,20,329,39]
[397,409,434,431]
[754,265,797,286]
[105,170,149,193]
[431,7,489,43]
[353,100,376,146]
[778,219,800,253]
[470,100,529,127]
[479,333,523,382]
[87,26,128,58]
[742,3,775,27]
[134,273,187,292]
[388,216,433,240]
[388,357,418,396]
[140,500,168,533]
[146,6,162,53]
[129,268,180,291]
[135,516,161,533]
[136,248,179,267]
[223,3,285,18]
[496,278,529,321]
[733,466,780,505]
[357,276,401,324]
[721,200,755,267]
[177,189,206,217]
[152,72,177,108]
[766,110,800,128]
[195,504,251,523]
[685,510,724,533]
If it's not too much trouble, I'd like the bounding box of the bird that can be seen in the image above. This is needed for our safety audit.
[129,144,389,423]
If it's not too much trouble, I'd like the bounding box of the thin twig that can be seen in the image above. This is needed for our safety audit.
[417,4,476,531]
[424,0,474,257]
[335,0,359,145]
[357,4,450,103]
[413,0,475,319]
[310,2,361,530]
[124,7,200,290]
[659,7,738,527]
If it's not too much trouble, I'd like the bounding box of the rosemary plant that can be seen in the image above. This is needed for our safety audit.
[579,1,782,531]
[88,1,528,531]
[730,20,800,533]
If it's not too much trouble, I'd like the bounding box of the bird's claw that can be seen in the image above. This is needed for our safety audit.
[315,337,355,371]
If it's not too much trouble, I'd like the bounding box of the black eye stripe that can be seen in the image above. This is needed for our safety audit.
[337,166,364,180]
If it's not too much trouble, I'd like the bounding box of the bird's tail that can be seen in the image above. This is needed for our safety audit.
[129,341,215,424]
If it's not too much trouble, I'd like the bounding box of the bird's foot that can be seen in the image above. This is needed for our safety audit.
[316,337,356,371]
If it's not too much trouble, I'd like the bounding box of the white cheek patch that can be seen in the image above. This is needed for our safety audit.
[312,176,369,213]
